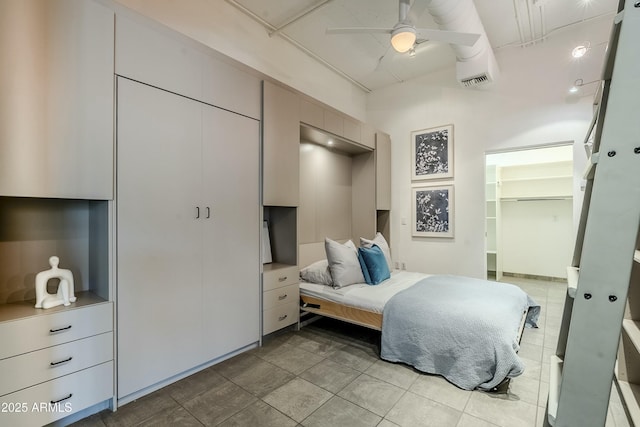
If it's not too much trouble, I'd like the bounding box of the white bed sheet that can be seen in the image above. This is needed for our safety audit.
[299,270,431,313]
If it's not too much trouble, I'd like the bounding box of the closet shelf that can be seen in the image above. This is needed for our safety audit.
[501,196,572,202]
[0,291,108,324]
[622,319,640,353]
[499,175,572,183]
[547,354,564,426]
[615,363,640,427]
[566,266,579,299]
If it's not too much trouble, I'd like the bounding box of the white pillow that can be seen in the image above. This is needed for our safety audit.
[360,232,393,271]
[325,238,365,289]
[300,259,333,286]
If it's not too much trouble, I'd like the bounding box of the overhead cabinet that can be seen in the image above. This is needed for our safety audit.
[262,81,300,207]
[115,13,260,120]
[0,0,114,199]
[117,78,260,399]
[299,98,371,148]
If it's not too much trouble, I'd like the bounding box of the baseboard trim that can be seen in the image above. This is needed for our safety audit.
[502,271,567,283]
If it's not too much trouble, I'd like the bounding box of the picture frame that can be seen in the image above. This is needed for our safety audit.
[412,184,454,238]
[411,124,454,181]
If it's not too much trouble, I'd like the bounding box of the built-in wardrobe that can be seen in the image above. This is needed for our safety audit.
[0,1,391,424]
[114,13,262,402]
[0,1,115,426]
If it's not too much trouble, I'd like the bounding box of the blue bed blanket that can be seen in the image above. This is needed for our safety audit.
[381,275,540,391]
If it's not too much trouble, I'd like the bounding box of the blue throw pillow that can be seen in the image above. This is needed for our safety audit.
[358,244,391,285]
[357,251,373,285]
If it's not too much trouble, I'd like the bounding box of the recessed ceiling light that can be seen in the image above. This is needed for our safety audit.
[327,140,334,146]
[572,44,590,58]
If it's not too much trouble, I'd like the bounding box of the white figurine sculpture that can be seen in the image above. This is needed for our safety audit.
[34,256,77,309]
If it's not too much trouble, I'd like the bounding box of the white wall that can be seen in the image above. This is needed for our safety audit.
[113,0,367,121]
[501,199,574,278]
[366,16,612,278]
[112,0,612,280]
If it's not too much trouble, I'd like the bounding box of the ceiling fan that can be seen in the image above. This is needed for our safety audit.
[326,0,481,53]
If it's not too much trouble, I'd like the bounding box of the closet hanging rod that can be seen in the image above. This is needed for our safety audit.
[501,197,572,202]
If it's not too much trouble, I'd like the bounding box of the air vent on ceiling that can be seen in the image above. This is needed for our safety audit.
[460,74,490,87]
[456,48,499,88]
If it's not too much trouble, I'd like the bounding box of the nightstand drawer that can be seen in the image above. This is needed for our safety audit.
[0,302,112,360]
[263,284,299,310]
[0,361,113,427]
[263,266,298,291]
[0,332,113,397]
[263,301,299,335]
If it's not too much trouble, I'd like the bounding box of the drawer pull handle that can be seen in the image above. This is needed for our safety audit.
[278,314,288,321]
[49,325,72,333]
[51,393,73,405]
[278,276,287,282]
[50,357,73,366]
[278,294,288,300]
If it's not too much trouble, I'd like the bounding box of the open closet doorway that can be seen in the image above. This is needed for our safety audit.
[485,143,574,282]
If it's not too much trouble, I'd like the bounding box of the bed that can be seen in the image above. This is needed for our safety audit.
[298,239,540,391]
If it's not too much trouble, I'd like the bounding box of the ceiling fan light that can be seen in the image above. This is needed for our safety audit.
[571,43,590,58]
[391,27,416,53]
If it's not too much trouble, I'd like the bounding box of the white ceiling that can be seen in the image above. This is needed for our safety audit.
[225,0,619,92]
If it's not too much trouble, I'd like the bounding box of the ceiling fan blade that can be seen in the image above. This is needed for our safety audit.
[415,28,481,46]
[407,0,429,24]
[326,27,393,35]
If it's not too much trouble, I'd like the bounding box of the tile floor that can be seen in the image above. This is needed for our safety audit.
[73,278,630,427]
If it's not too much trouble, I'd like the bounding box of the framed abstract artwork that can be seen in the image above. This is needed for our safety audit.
[411,124,454,181]
[412,184,454,238]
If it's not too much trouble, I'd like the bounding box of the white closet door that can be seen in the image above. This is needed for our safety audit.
[201,104,260,358]
[117,78,204,398]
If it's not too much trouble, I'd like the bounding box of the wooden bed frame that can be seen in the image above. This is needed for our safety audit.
[300,294,383,330]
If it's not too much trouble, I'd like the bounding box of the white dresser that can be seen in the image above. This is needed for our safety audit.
[263,264,299,335]
[0,295,113,426]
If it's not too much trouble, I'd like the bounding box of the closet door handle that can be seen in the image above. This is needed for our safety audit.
[196,207,200,219]
[49,325,72,334]
[206,207,211,219]
[50,357,73,367]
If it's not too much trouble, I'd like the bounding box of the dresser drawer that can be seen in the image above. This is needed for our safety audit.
[263,284,299,310]
[263,266,298,291]
[0,302,112,360]
[0,332,112,397]
[263,302,299,335]
[0,361,113,427]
